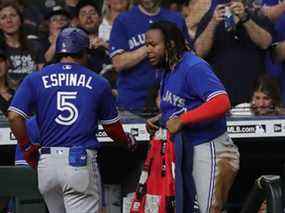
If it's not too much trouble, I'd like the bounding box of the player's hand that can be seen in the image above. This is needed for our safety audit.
[89,35,107,49]
[166,117,183,134]
[146,114,161,136]
[126,133,137,152]
[23,144,41,169]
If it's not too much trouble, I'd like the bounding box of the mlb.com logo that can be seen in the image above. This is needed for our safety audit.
[130,128,139,137]
[96,129,108,138]
[10,131,16,140]
[273,124,282,133]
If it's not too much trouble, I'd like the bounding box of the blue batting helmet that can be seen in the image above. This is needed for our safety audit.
[55,27,89,55]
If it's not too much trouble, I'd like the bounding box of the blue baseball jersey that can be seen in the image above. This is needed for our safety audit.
[262,0,279,5]
[109,5,190,111]
[9,63,119,149]
[15,116,40,165]
[160,52,227,145]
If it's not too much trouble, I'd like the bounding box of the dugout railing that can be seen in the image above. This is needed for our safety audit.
[0,168,284,213]
[0,166,46,213]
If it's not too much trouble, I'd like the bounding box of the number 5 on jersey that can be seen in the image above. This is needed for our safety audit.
[55,91,79,126]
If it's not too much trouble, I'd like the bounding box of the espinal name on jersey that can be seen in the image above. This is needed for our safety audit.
[42,73,93,89]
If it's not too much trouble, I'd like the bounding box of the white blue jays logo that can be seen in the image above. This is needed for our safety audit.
[62,42,67,52]
[162,90,185,108]
[128,33,146,50]
[63,65,72,70]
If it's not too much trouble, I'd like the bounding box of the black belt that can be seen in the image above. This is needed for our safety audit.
[40,147,51,154]
[40,147,96,155]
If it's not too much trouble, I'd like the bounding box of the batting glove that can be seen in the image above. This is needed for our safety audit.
[22,143,41,169]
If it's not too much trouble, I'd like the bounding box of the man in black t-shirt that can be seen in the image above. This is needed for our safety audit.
[194,1,275,105]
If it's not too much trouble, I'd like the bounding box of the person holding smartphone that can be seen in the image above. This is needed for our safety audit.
[194,0,275,106]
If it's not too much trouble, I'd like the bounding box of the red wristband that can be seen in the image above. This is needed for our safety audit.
[103,121,129,143]
[18,135,31,151]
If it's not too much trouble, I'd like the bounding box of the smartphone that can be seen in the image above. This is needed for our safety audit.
[224,6,236,31]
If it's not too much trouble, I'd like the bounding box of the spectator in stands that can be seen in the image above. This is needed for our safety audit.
[109,0,190,115]
[258,201,267,213]
[77,0,112,74]
[99,0,130,43]
[0,0,45,35]
[42,5,71,63]
[194,0,275,106]
[251,76,283,115]
[76,0,118,93]
[43,0,79,20]
[41,0,57,14]
[77,0,101,35]
[231,74,284,116]
[0,2,45,88]
[16,0,46,34]
[168,2,181,12]
[0,48,14,117]
[99,0,130,95]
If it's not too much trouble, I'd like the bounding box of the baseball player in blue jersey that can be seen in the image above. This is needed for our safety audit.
[8,27,136,213]
[145,21,240,213]
[109,0,190,113]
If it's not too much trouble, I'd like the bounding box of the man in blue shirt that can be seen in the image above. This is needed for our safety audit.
[8,27,135,213]
[145,21,240,213]
[109,0,190,114]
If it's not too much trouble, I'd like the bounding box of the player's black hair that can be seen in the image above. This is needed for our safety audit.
[148,20,191,70]
[76,0,101,17]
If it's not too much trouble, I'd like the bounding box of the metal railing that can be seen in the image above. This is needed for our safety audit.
[241,175,282,213]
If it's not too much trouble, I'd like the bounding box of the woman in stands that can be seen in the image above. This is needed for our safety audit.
[231,74,285,116]
[42,5,71,64]
[0,1,45,88]
[99,0,130,43]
